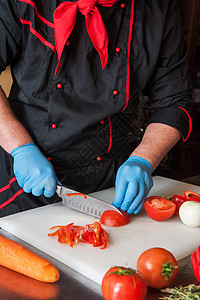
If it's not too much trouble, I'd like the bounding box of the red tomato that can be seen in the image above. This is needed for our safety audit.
[144,196,176,221]
[100,209,130,227]
[101,266,147,300]
[137,247,178,289]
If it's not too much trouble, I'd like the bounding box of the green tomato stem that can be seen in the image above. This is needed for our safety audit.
[162,262,178,281]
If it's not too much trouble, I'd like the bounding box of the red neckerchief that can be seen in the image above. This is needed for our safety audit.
[53,0,119,75]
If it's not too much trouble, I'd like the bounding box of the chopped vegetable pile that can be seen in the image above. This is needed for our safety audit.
[160,284,200,299]
[48,221,108,249]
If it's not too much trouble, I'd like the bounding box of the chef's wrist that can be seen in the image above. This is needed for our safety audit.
[128,156,153,173]
[11,142,36,156]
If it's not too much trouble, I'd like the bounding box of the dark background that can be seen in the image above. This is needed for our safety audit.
[154,0,200,185]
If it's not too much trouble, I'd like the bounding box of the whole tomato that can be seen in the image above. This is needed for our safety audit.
[101,266,147,300]
[137,247,178,289]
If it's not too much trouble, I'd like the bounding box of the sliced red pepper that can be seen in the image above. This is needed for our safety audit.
[184,190,200,199]
[49,222,108,249]
[191,246,200,282]
[172,194,200,214]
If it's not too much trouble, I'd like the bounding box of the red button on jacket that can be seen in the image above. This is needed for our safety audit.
[57,83,63,89]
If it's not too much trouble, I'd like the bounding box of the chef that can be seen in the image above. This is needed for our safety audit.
[0,0,192,217]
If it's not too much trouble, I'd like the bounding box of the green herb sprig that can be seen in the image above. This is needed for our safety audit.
[159,284,200,300]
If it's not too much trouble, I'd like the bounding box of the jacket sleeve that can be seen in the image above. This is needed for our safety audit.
[0,0,22,74]
[144,0,192,142]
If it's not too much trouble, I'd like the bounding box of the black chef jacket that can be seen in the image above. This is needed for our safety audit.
[0,0,192,216]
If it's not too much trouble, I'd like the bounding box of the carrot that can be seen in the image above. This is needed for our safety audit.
[0,234,60,282]
[0,265,59,299]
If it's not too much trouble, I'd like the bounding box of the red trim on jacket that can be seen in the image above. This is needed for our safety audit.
[0,176,17,193]
[20,18,55,52]
[18,0,54,28]
[0,177,24,210]
[0,189,24,210]
[178,106,192,142]
[107,116,112,153]
[122,0,135,111]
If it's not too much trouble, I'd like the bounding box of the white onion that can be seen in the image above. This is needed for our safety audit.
[179,201,200,227]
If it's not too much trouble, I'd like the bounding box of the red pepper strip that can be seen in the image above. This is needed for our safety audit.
[184,190,200,199]
[74,231,82,244]
[191,246,200,282]
[68,224,84,247]
[72,225,85,229]
[51,223,73,245]
[49,225,64,230]
[66,193,87,199]
[72,226,85,243]
[172,195,200,215]
[68,228,82,246]
[100,230,108,250]
[48,225,63,236]
[93,241,103,247]
[87,222,102,243]
[60,226,74,247]
[82,230,97,245]
[93,230,108,249]
[57,228,69,244]
[89,223,107,248]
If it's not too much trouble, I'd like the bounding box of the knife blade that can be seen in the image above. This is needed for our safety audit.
[56,185,123,218]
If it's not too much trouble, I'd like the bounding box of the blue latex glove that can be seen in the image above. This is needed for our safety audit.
[11,143,57,198]
[112,156,153,214]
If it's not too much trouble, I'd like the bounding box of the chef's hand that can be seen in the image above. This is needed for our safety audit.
[112,156,153,214]
[11,143,57,198]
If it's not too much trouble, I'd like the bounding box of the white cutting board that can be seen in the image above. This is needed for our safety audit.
[0,176,200,285]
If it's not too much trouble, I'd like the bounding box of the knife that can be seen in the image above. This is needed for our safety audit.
[56,185,122,218]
